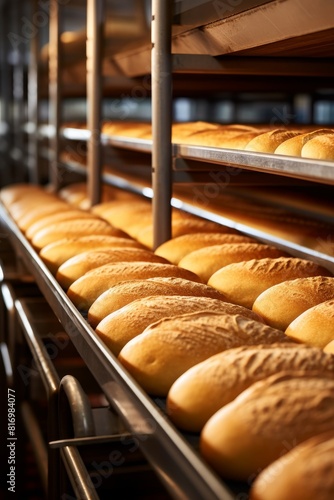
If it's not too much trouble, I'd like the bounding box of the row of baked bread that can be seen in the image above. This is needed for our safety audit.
[1,182,334,498]
[99,120,334,159]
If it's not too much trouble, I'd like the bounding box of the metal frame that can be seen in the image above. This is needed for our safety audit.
[151,0,173,249]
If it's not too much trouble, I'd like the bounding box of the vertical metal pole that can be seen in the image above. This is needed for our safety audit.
[28,0,40,185]
[12,0,26,182]
[49,0,61,191]
[151,0,173,249]
[87,0,104,207]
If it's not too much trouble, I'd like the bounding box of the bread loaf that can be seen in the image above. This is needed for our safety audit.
[181,128,263,149]
[285,299,334,348]
[200,372,334,480]
[31,219,130,251]
[67,262,202,311]
[154,232,256,264]
[250,431,334,500]
[253,276,334,331]
[324,340,334,354]
[137,218,236,249]
[95,296,264,356]
[0,183,47,207]
[275,129,333,157]
[179,243,288,283]
[301,132,334,160]
[40,235,145,274]
[167,344,334,432]
[56,248,170,289]
[25,210,101,240]
[9,199,69,224]
[118,312,290,396]
[245,129,302,153]
[208,257,332,309]
[171,121,220,142]
[90,199,151,227]
[87,276,229,328]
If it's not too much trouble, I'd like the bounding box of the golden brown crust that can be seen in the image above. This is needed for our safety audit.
[250,431,334,500]
[301,133,334,160]
[118,312,290,396]
[252,276,334,331]
[31,219,129,251]
[39,235,144,274]
[154,232,256,264]
[245,129,302,153]
[87,276,229,328]
[67,262,202,311]
[167,344,334,432]
[324,339,334,354]
[25,210,101,240]
[56,248,170,289]
[95,295,264,356]
[179,243,288,283]
[275,129,334,157]
[208,257,332,309]
[200,372,334,481]
[285,299,334,348]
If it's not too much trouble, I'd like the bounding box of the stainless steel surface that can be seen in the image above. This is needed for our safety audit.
[175,145,334,185]
[151,0,173,249]
[61,446,100,500]
[21,401,48,494]
[0,203,235,500]
[27,0,40,184]
[59,375,95,438]
[48,0,61,190]
[15,299,59,398]
[87,0,104,206]
[60,127,334,185]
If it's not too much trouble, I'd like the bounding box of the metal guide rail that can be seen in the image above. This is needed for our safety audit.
[0,202,235,500]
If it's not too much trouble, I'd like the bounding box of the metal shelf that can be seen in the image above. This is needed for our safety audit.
[0,202,235,500]
[59,126,334,186]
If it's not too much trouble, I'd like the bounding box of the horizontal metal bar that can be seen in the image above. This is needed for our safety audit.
[50,433,132,449]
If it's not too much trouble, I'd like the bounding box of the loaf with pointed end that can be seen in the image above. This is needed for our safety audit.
[275,129,333,157]
[253,276,334,331]
[88,276,229,328]
[31,219,130,251]
[167,344,334,432]
[95,295,264,356]
[324,340,334,354]
[154,232,255,264]
[250,431,334,500]
[67,262,202,311]
[285,299,334,348]
[39,235,144,274]
[245,129,302,153]
[118,312,290,396]
[25,210,102,240]
[208,257,332,309]
[200,372,334,481]
[301,132,334,160]
[56,248,170,289]
[179,243,288,283]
